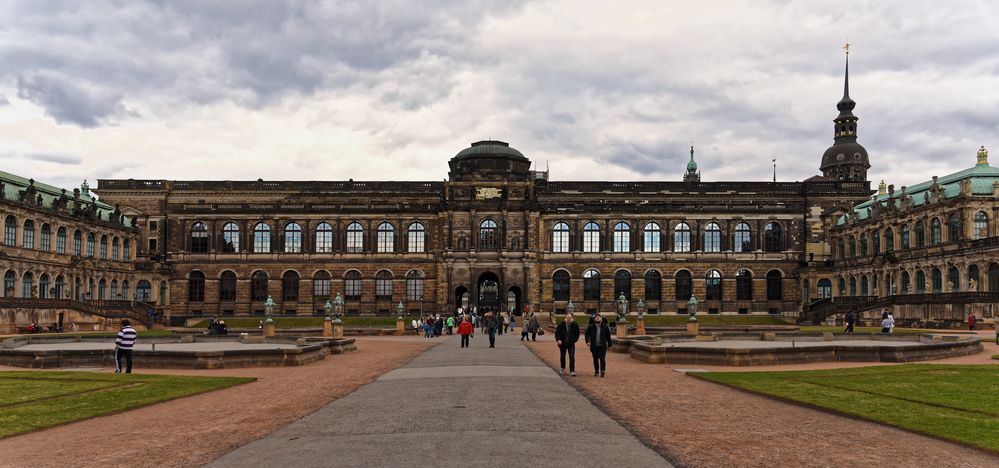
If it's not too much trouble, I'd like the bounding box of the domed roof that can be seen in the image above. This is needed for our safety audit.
[821,141,870,169]
[453,140,528,161]
[686,158,698,172]
[448,140,532,182]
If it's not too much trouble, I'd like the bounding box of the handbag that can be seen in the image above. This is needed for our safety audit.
[538,329,545,336]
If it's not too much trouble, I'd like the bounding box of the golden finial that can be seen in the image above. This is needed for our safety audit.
[977,145,989,165]
[843,42,850,55]
[878,179,887,196]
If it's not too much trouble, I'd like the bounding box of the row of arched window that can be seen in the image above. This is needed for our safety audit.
[189,221,427,254]
[551,268,784,302]
[187,269,428,303]
[2,270,154,301]
[3,215,132,261]
[836,212,990,259]
[837,263,999,296]
[550,221,786,253]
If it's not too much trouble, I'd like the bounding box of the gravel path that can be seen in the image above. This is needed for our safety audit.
[0,337,434,468]
[526,332,999,467]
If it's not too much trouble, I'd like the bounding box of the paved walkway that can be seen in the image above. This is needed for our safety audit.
[211,331,671,467]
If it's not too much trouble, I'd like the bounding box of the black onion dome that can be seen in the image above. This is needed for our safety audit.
[448,140,532,181]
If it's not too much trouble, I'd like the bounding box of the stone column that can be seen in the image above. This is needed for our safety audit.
[322,316,332,337]
[396,316,405,336]
[262,318,276,337]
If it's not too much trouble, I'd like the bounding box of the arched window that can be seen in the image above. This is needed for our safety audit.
[836,238,845,259]
[99,235,108,260]
[189,271,205,302]
[479,219,497,250]
[56,227,67,253]
[313,271,332,299]
[315,222,333,253]
[376,222,395,253]
[552,222,570,253]
[915,221,925,248]
[111,237,120,260]
[930,218,942,245]
[552,270,570,301]
[3,216,15,246]
[947,267,960,292]
[408,222,426,253]
[675,270,692,301]
[190,222,209,253]
[969,265,980,291]
[989,263,999,292]
[644,270,662,302]
[583,269,600,301]
[973,211,989,240]
[284,222,302,253]
[900,224,910,249]
[253,223,271,253]
[947,214,961,243]
[817,278,832,299]
[23,272,35,298]
[614,270,631,301]
[736,269,752,300]
[915,270,926,294]
[901,271,911,294]
[220,271,237,301]
[123,239,131,260]
[613,222,630,252]
[346,222,364,252]
[345,270,362,300]
[885,228,894,252]
[375,270,393,301]
[22,220,35,249]
[871,230,880,254]
[703,222,721,253]
[764,222,783,252]
[643,222,661,252]
[86,233,95,257]
[931,268,942,293]
[406,270,425,301]
[120,279,129,301]
[3,270,14,297]
[40,274,51,299]
[72,230,82,255]
[251,271,269,301]
[734,222,751,253]
[766,270,782,300]
[582,222,600,253]
[860,275,869,296]
[673,222,691,252]
[282,271,300,301]
[705,270,722,300]
[848,235,856,257]
[860,233,869,256]
[849,277,857,296]
[222,222,240,253]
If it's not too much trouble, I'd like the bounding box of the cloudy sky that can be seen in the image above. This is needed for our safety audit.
[1,0,997,191]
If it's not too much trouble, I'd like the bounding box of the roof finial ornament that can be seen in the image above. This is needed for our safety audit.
[977,145,989,166]
[878,179,887,196]
[81,180,90,197]
[684,142,700,182]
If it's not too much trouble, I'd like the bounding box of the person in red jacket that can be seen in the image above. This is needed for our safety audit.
[457,315,474,348]
[968,313,976,331]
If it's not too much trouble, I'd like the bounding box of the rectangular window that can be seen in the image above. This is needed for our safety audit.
[73,236,82,255]
[149,238,157,252]
[23,228,34,249]
[347,231,363,253]
[112,243,119,260]
[643,231,660,252]
[149,221,158,230]
[345,278,362,300]
[55,232,65,253]
[99,241,107,260]
[314,278,331,297]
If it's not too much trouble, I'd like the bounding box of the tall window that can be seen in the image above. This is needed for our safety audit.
[285,223,302,253]
[22,220,35,249]
[315,222,333,253]
[872,230,880,254]
[3,270,14,297]
[406,270,424,301]
[190,222,209,253]
[86,233,95,257]
[613,222,630,252]
[583,269,600,301]
[220,271,237,301]
[861,275,869,295]
[111,237,119,260]
[123,239,131,260]
[253,223,271,253]
[552,222,570,253]
[251,271,269,301]
[553,270,570,301]
[407,222,426,253]
[734,222,751,252]
[930,218,941,245]
[703,222,721,252]
[614,270,631,301]
[22,272,34,298]
[98,235,108,260]
[56,227,66,253]
[969,265,980,291]
[848,235,856,257]
[947,267,960,292]
[644,270,662,302]
[885,228,894,252]
[73,230,82,255]
[901,271,911,293]
[915,270,926,293]
[3,216,15,246]
[189,271,205,302]
[817,279,832,299]
[313,271,332,299]
[582,222,600,253]
[376,222,395,253]
[121,279,129,300]
[40,274,50,298]
[347,222,364,252]
[860,233,868,256]
[479,219,497,250]
[900,224,910,249]
[764,222,783,252]
[675,270,692,301]
[837,238,845,259]
[222,222,240,252]
[643,222,661,252]
[673,222,691,252]
[915,221,925,248]
[705,270,722,300]
[947,214,961,242]
[973,211,989,240]
[766,270,783,300]
[282,271,300,301]
[375,270,393,300]
[838,278,846,296]
[736,269,752,300]
[849,277,857,296]
[989,263,999,292]
[931,268,942,293]
[344,270,362,300]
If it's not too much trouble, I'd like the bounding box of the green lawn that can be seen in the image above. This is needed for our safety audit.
[641,315,790,326]
[0,371,254,439]
[190,316,410,329]
[691,364,999,452]
[798,326,941,335]
[0,330,175,339]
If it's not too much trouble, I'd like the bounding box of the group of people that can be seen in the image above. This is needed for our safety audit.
[203,318,228,335]
[554,313,613,377]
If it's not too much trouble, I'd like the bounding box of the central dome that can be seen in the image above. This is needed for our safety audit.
[448,140,532,182]
[453,140,528,161]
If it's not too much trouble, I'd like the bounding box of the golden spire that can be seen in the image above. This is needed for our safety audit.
[843,42,850,55]
[977,145,989,166]
[878,179,887,196]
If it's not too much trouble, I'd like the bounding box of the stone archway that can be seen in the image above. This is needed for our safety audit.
[454,285,469,312]
[507,286,522,316]
[477,272,500,312]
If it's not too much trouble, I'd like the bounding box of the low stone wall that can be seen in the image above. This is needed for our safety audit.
[1,308,109,334]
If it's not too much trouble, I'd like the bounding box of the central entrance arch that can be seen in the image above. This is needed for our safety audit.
[454,286,469,312]
[477,272,500,312]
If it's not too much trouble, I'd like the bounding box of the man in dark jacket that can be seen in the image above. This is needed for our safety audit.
[843,311,855,334]
[555,313,581,376]
[485,312,500,348]
[584,314,612,377]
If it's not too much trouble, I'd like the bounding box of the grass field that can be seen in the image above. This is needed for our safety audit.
[691,364,999,452]
[189,316,409,329]
[797,326,943,335]
[0,371,254,439]
[641,315,790,326]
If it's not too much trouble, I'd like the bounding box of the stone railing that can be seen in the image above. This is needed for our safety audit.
[0,297,159,326]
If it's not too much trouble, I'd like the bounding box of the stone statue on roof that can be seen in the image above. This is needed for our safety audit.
[977,145,989,165]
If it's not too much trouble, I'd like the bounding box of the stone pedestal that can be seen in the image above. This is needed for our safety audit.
[616,320,629,338]
[322,319,333,337]
[263,321,276,337]
[636,318,646,336]
[333,321,344,338]
[396,318,405,336]
[686,321,699,335]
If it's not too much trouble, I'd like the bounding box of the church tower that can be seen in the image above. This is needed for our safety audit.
[819,45,870,182]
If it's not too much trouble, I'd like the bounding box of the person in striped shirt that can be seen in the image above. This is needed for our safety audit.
[115,320,137,374]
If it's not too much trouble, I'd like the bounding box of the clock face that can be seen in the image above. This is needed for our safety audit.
[476,187,501,199]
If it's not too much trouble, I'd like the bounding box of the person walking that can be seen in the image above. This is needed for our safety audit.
[555,313,580,376]
[486,312,499,348]
[887,310,896,334]
[446,315,455,335]
[585,314,612,377]
[968,312,976,331]
[880,314,892,334]
[509,315,516,334]
[114,319,137,374]
[843,311,855,334]
[458,315,473,348]
[528,313,540,341]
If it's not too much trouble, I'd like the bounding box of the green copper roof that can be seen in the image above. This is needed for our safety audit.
[0,170,131,225]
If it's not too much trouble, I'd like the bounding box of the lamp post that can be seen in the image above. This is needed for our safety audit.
[322,299,333,337]
[397,301,405,320]
[333,292,345,338]
[566,300,575,315]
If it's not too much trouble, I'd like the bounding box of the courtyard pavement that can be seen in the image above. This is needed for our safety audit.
[210,330,672,467]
